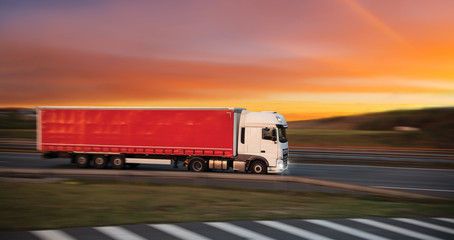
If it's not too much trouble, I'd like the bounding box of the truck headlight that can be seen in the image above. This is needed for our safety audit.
[277,160,284,170]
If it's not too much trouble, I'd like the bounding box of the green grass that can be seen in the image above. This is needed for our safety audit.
[0,129,36,139]
[289,129,399,136]
[288,107,454,149]
[0,180,453,231]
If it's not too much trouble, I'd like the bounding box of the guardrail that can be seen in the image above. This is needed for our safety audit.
[289,146,454,169]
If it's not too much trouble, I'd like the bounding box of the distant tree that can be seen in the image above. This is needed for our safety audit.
[0,109,36,129]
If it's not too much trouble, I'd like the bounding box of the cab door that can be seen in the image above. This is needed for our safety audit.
[260,127,278,166]
[245,127,261,153]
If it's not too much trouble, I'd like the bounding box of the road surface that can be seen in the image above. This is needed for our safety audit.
[0,152,452,197]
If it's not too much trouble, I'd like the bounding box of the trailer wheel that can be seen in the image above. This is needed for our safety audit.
[189,158,206,172]
[250,160,267,174]
[110,155,125,169]
[93,155,107,169]
[75,154,89,168]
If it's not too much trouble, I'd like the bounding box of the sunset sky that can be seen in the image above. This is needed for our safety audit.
[1,0,453,120]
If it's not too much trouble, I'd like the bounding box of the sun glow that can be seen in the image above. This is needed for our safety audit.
[0,1,453,120]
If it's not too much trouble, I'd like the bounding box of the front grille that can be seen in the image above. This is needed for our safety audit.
[282,148,289,168]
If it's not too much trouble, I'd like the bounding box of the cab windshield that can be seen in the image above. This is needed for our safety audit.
[277,125,288,143]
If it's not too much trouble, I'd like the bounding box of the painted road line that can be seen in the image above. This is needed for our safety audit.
[434,218,454,224]
[206,222,275,240]
[151,224,212,240]
[31,230,77,240]
[351,218,443,240]
[393,218,454,234]
[256,220,334,240]
[94,226,147,240]
[374,186,454,193]
[307,219,390,240]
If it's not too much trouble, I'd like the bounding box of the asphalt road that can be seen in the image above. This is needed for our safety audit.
[1,152,453,198]
[287,163,454,197]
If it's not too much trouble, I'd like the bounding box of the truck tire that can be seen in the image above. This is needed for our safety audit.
[75,154,89,168]
[93,155,107,169]
[189,158,206,172]
[250,160,267,174]
[110,155,125,169]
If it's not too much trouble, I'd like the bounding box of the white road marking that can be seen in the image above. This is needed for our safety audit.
[434,218,454,224]
[351,218,443,240]
[151,224,212,240]
[94,226,147,240]
[307,219,390,240]
[31,230,76,240]
[256,220,333,240]
[206,222,275,240]
[374,186,454,193]
[394,218,454,234]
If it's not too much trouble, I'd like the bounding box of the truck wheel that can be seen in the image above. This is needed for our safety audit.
[93,155,107,169]
[189,158,206,172]
[75,154,89,168]
[110,155,125,169]
[250,160,267,174]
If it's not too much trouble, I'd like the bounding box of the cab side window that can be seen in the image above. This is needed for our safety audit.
[241,127,245,144]
[262,127,276,141]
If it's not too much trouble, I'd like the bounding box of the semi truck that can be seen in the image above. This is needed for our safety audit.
[37,107,288,174]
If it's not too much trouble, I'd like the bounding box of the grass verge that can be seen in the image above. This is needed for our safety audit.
[0,129,35,139]
[1,180,453,231]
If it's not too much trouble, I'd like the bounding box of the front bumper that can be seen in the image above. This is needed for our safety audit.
[267,159,288,174]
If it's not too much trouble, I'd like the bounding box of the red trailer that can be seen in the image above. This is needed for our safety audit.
[37,107,289,173]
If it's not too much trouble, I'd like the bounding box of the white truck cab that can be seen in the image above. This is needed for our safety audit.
[236,111,289,174]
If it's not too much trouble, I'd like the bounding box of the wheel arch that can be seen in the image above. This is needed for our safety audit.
[238,155,269,171]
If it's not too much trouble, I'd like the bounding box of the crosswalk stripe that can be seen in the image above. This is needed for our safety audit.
[394,218,454,234]
[94,226,147,240]
[434,218,454,224]
[351,218,444,240]
[150,224,212,240]
[256,220,334,240]
[307,219,390,240]
[30,230,77,240]
[22,218,452,240]
[206,222,275,240]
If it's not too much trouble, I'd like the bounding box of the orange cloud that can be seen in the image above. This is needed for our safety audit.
[1,1,453,120]
[2,42,452,106]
